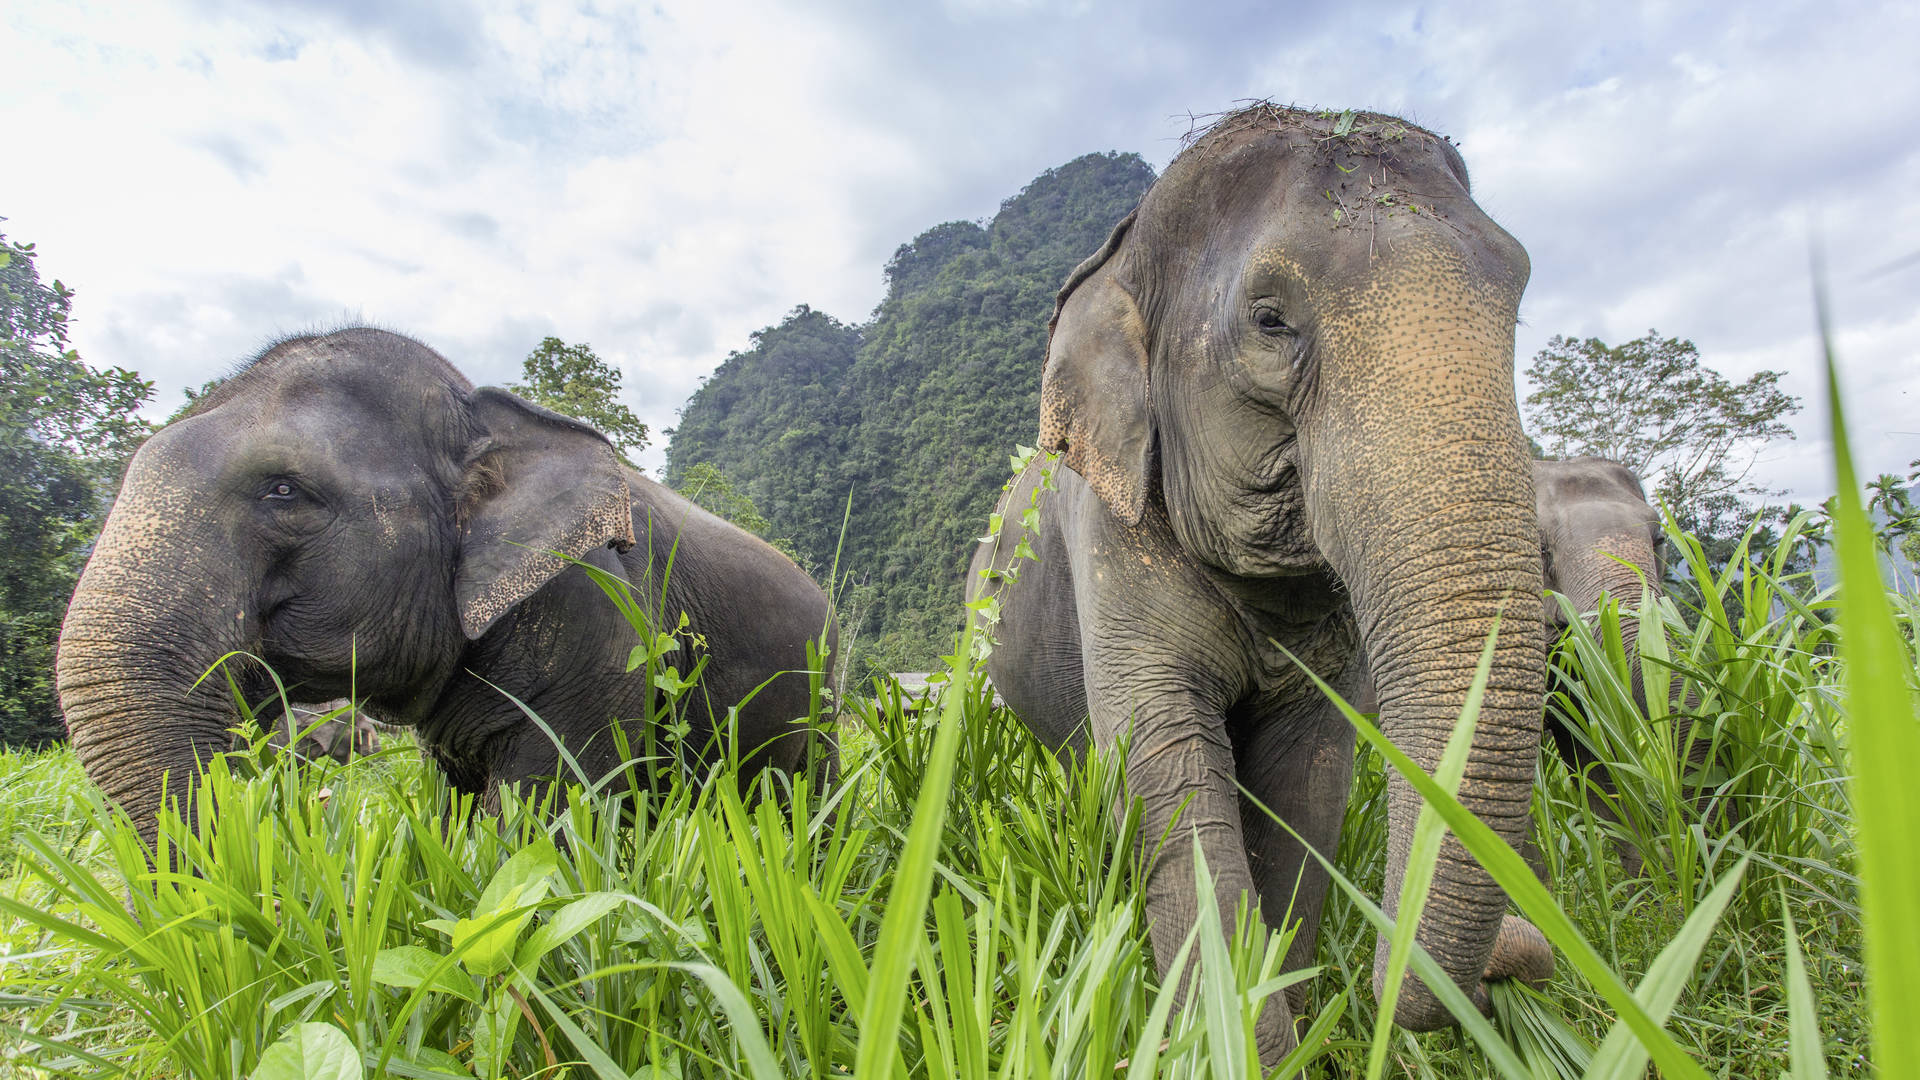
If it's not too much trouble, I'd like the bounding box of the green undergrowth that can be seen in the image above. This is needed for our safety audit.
[0,348,1911,1077]
[0,530,1896,1078]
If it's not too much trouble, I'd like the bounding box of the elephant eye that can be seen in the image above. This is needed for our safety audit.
[1251,300,1292,334]
[263,480,298,501]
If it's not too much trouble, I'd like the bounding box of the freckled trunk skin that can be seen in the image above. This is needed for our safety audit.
[1303,259,1546,1029]
[56,436,253,840]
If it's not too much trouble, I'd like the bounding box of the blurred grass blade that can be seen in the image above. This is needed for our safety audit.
[1817,281,1919,1074]
[851,632,976,1079]
[1781,885,1828,1080]
[1586,856,1746,1079]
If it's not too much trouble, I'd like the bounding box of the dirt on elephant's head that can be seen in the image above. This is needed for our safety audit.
[1177,101,1449,162]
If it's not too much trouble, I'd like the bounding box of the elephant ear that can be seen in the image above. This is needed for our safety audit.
[454,387,637,640]
[1040,210,1154,526]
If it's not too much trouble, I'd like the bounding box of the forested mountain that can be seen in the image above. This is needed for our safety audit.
[665,151,1155,677]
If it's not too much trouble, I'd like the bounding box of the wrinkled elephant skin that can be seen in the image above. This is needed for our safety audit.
[969,106,1550,1064]
[57,328,835,835]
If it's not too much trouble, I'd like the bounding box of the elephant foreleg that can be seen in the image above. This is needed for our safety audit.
[1234,700,1356,1018]
[1104,692,1299,1062]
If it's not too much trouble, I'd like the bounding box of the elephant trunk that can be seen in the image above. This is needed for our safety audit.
[56,431,254,840]
[1304,279,1548,1030]
[1553,534,1659,709]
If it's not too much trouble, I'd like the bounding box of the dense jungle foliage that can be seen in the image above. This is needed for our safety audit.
[664,152,1156,677]
[0,228,153,748]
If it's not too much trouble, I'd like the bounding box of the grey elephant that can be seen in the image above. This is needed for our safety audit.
[1534,455,1709,872]
[969,106,1551,1063]
[57,328,835,836]
[269,700,386,765]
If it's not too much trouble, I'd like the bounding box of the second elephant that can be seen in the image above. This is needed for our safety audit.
[57,328,836,839]
[971,106,1552,1066]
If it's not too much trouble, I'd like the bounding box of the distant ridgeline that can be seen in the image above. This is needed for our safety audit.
[665,151,1155,679]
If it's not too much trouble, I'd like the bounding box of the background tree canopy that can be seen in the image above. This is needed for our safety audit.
[510,337,650,462]
[665,152,1156,678]
[1524,329,1803,570]
[0,224,153,746]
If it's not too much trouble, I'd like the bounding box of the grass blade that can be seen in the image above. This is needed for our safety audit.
[1817,278,1919,1075]
[1585,857,1747,1079]
[851,635,976,1079]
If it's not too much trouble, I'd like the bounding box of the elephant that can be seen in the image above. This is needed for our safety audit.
[968,105,1551,1063]
[56,327,835,839]
[1533,455,1723,873]
[269,700,387,765]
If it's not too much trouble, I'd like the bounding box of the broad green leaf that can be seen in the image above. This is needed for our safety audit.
[445,898,542,978]
[371,946,481,1004]
[475,838,559,915]
[515,891,626,970]
[255,1023,363,1080]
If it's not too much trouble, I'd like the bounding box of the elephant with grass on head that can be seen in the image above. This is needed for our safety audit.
[969,105,1553,1063]
[57,327,835,838]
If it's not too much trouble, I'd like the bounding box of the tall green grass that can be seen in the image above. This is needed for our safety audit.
[0,327,1907,1077]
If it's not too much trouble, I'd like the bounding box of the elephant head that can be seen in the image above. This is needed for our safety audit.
[56,328,635,837]
[1039,107,1547,1031]
[1534,456,1664,681]
[1533,456,1703,871]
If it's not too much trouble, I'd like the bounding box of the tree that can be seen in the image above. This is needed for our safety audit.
[509,337,649,461]
[1524,330,1800,546]
[673,461,802,564]
[0,223,154,746]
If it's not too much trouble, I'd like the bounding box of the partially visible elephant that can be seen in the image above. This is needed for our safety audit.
[969,105,1551,1064]
[269,700,386,765]
[57,328,835,837]
[1534,456,1715,873]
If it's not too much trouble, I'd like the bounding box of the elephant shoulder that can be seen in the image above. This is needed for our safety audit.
[620,471,830,630]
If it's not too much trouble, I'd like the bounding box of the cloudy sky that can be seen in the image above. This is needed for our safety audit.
[4,0,1916,500]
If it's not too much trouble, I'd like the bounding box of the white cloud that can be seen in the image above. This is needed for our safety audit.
[2,0,1915,502]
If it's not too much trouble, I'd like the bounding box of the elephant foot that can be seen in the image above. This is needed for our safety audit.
[1254,995,1298,1069]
